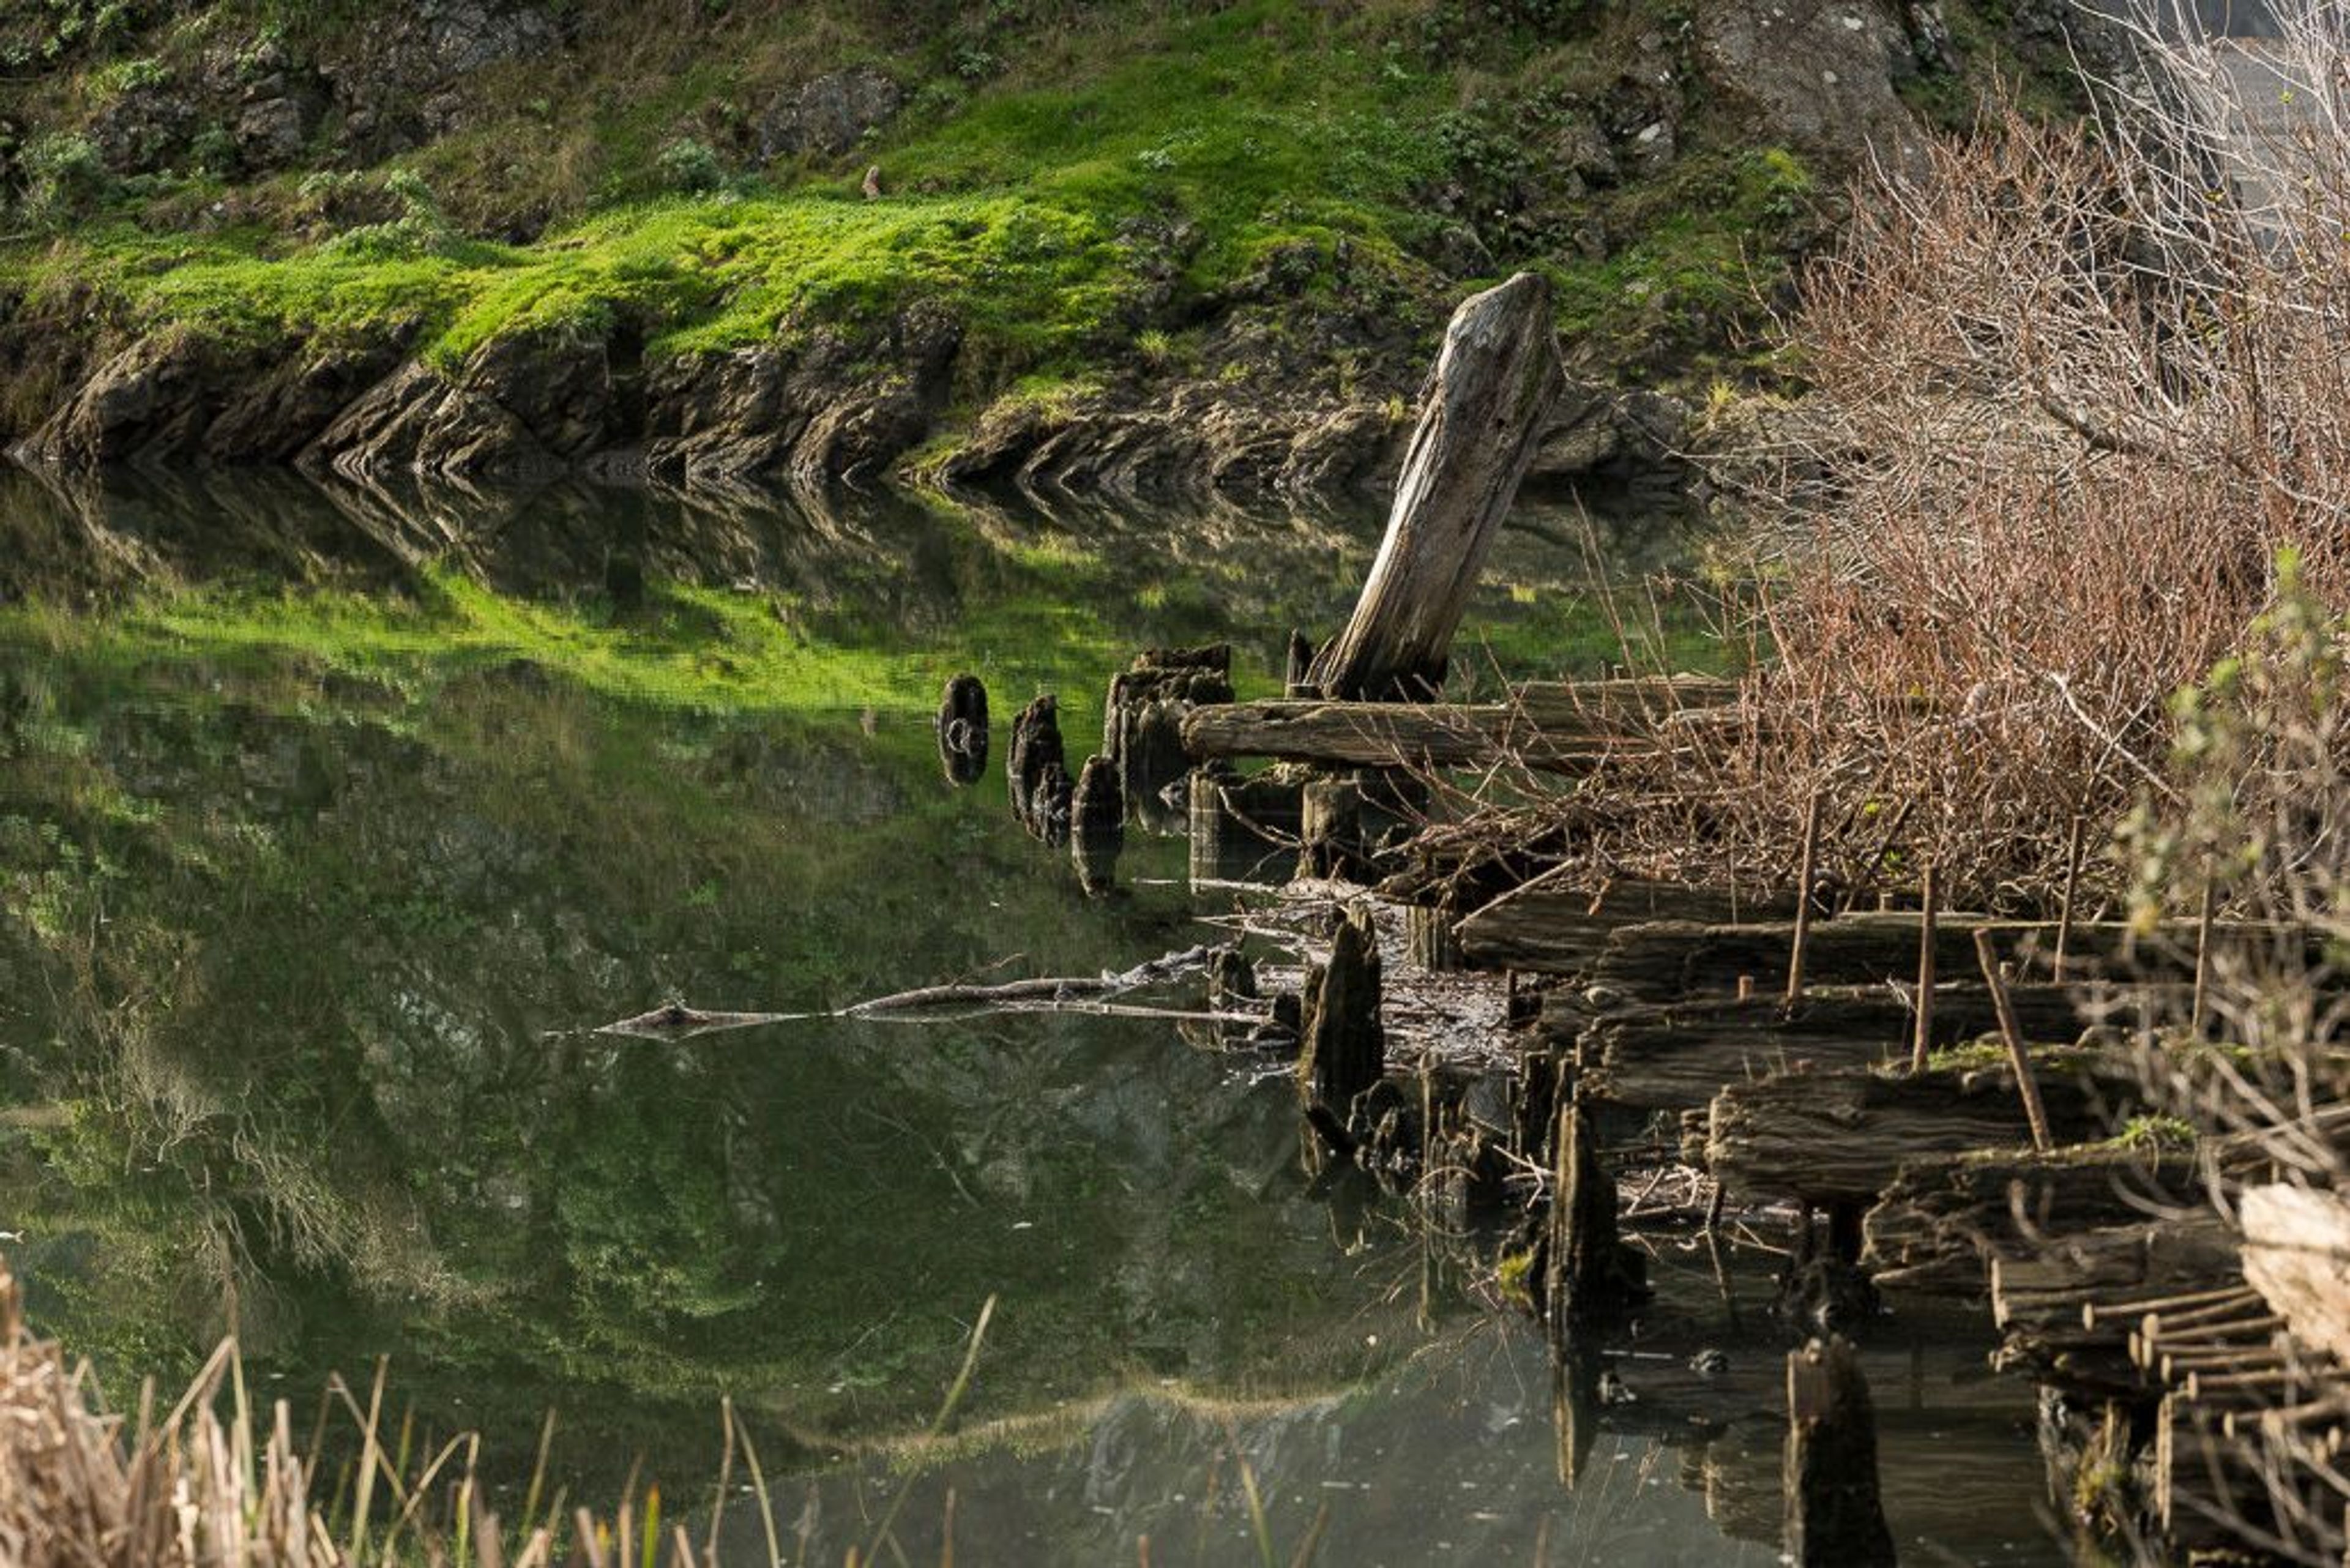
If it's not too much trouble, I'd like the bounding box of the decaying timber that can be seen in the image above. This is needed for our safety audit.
[1187,763,1307,886]
[1543,1094,1645,1329]
[1704,1056,2113,1206]
[1071,753,1124,894]
[1560,985,2092,1113]
[935,673,989,785]
[1007,693,1066,837]
[1103,645,1232,831]
[1862,1141,2204,1291]
[1304,272,1567,700]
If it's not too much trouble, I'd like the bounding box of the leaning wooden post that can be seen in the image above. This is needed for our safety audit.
[1783,1337,1897,1567]
[1785,791,1825,1008]
[1909,861,1939,1073]
[1975,928,2053,1152]
[1305,273,1567,700]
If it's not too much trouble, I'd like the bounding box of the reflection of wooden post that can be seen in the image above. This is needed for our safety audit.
[1070,754,1123,894]
[1783,1337,1897,1567]
[1305,274,1567,700]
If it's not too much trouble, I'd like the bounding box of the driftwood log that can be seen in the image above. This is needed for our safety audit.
[1304,272,1567,700]
[2239,1184,2350,1364]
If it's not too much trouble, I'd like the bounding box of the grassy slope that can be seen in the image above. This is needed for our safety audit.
[2,0,1821,422]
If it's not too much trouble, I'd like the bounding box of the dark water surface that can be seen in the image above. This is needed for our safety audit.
[0,469,2067,1564]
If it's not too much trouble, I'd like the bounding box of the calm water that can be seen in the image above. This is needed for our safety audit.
[0,468,2068,1564]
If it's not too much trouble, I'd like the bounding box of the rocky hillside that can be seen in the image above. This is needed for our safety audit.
[0,0,2079,501]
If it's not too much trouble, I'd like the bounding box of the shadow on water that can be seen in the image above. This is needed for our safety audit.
[0,465,2060,1562]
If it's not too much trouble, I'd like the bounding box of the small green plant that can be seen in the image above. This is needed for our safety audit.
[655,136,725,195]
[89,54,168,99]
[21,132,108,220]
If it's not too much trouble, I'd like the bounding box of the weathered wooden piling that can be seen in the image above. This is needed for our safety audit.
[1545,1093,1643,1329]
[1103,646,1232,831]
[1187,764,1305,886]
[1299,775,1370,882]
[1305,272,1568,700]
[1071,753,1124,892]
[1006,693,1065,834]
[1299,904,1385,1135]
[1284,629,1316,696]
[1782,1337,1897,1568]
[935,673,990,786]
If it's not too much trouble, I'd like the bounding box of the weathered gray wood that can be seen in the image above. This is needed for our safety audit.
[1569,985,2092,1113]
[1545,1094,1643,1329]
[1783,1337,1897,1568]
[1991,1215,2239,1348]
[1181,698,1639,771]
[1070,752,1124,894]
[1704,1056,2113,1205]
[1458,879,1804,973]
[1863,1142,2203,1291]
[1299,775,1370,882]
[1186,764,1305,886]
[1305,272,1568,700]
[2240,1184,2350,1364]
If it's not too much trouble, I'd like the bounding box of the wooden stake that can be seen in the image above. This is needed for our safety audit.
[2191,874,2217,1037]
[1909,862,1939,1074]
[1975,930,2052,1152]
[2054,813,2086,981]
[1785,791,1824,1008]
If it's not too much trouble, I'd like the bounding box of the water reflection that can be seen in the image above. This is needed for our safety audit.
[0,467,2061,1562]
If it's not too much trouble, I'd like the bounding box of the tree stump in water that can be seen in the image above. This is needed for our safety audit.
[1006,694,1065,835]
[1782,1337,1897,1568]
[1299,905,1385,1137]
[1104,645,1232,831]
[1070,753,1124,893]
[935,673,990,786]
[1305,272,1567,700]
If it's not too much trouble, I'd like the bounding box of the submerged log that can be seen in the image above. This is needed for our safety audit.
[1305,272,1567,700]
[1704,1055,2111,1205]
[935,673,989,785]
[1783,1337,1898,1568]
